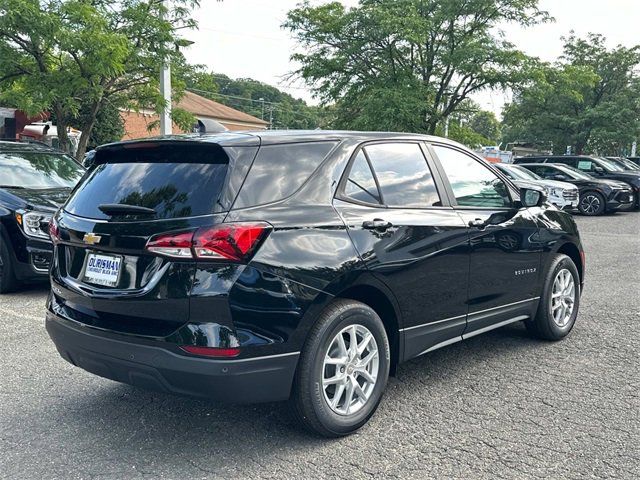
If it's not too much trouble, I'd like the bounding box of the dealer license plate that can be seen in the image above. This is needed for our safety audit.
[83,253,122,287]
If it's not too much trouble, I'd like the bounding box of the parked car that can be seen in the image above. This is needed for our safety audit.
[516,163,633,216]
[514,155,640,208]
[46,132,584,437]
[605,157,640,171]
[493,163,579,210]
[626,157,640,167]
[0,140,84,292]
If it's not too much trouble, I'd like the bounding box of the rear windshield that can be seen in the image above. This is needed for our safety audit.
[0,151,84,189]
[64,144,230,220]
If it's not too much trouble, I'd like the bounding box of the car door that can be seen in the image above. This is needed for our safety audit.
[429,144,543,337]
[333,142,470,360]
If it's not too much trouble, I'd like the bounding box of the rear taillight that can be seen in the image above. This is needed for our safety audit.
[180,345,241,358]
[146,231,194,258]
[145,222,271,262]
[49,218,60,243]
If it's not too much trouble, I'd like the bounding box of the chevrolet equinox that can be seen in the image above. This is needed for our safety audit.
[46,131,584,437]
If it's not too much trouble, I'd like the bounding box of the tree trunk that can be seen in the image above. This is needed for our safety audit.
[75,100,102,161]
[54,105,71,154]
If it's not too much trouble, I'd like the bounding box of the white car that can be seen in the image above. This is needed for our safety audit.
[494,163,579,210]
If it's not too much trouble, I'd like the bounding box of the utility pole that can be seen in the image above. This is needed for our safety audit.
[632,141,637,157]
[268,105,273,129]
[444,116,449,138]
[159,0,172,136]
[259,98,265,120]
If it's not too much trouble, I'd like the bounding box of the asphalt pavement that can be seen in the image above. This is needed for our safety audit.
[0,212,638,479]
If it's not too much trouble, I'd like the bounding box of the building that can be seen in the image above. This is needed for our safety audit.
[120,91,269,140]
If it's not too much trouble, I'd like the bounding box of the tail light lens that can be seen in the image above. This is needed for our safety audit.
[145,222,271,262]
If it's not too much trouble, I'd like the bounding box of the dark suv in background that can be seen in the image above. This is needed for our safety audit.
[516,163,633,216]
[0,141,84,292]
[514,155,640,208]
[46,132,584,437]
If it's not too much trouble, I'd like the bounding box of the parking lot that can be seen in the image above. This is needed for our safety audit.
[0,212,638,480]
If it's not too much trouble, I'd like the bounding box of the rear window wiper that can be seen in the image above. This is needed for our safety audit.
[98,204,157,216]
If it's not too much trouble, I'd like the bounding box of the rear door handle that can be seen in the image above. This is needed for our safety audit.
[362,218,392,230]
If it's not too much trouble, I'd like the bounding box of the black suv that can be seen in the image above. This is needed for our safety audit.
[514,155,640,208]
[516,163,634,216]
[46,132,584,437]
[0,141,84,292]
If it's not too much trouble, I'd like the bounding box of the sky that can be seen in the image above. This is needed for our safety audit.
[182,0,640,117]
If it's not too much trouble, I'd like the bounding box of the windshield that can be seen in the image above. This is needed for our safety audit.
[596,157,625,172]
[503,164,542,181]
[0,152,84,189]
[557,164,593,180]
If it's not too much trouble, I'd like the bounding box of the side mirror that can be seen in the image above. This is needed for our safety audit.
[520,187,546,208]
[593,166,605,175]
[551,174,567,181]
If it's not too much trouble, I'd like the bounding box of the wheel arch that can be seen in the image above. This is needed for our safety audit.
[334,283,402,375]
[556,242,584,285]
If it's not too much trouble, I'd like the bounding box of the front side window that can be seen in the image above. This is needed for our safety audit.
[343,151,381,204]
[363,143,441,207]
[432,145,511,208]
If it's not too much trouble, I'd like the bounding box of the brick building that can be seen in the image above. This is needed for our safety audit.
[120,91,269,140]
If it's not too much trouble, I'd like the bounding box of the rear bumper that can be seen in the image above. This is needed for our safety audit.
[46,311,299,404]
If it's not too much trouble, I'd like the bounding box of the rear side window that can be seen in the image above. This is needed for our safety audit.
[65,144,231,220]
[364,143,441,208]
[234,141,338,208]
[343,151,381,204]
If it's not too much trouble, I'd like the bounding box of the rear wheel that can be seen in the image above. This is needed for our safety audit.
[291,299,390,437]
[0,237,19,294]
[578,191,605,216]
[526,254,580,341]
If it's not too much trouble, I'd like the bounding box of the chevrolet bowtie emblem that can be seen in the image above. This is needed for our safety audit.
[83,233,102,245]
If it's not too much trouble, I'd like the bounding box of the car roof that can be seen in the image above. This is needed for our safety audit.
[97,130,467,151]
[0,139,67,154]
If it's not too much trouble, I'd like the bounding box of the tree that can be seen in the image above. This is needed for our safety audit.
[0,0,199,159]
[502,34,640,154]
[284,0,549,134]
[469,110,501,144]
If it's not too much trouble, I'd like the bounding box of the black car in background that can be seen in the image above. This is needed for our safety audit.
[0,141,84,292]
[514,155,640,208]
[516,163,633,216]
[627,157,640,167]
[46,131,584,437]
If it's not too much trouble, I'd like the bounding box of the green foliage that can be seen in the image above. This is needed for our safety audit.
[502,34,640,154]
[469,111,501,144]
[184,67,326,129]
[0,0,199,158]
[284,0,549,134]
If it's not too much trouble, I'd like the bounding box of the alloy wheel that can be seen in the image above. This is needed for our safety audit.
[550,268,576,327]
[580,194,601,215]
[322,324,379,416]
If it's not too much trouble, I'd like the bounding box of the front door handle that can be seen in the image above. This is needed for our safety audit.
[362,218,392,230]
[468,218,488,229]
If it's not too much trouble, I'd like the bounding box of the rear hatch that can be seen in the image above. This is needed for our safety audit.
[50,139,258,337]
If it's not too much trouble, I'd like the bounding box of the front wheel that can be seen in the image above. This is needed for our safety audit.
[291,299,390,437]
[526,254,580,341]
[578,191,605,216]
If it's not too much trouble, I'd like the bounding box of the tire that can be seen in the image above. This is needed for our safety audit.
[526,254,580,341]
[0,236,19,294]
[578,191,605,216]
[290,299,390,437]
